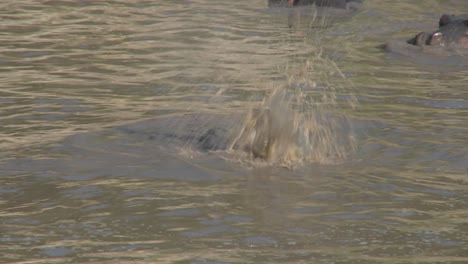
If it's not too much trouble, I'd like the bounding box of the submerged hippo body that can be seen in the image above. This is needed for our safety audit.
[385,14,468,65]
[268,0,362,9]
[102,112,283,159]
[113,113,245,153]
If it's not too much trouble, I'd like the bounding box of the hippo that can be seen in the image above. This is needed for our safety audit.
[407,14,468,48]
[268,0,362,9]
[385,14,468,66]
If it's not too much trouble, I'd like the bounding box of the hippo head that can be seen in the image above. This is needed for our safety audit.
[269,0,362,8]
[408,15,468,48]
[431,19,468,48]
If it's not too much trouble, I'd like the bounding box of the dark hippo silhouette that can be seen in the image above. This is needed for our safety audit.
[112,113,245,153]
[407,14,468,48]
[385,14,468,66]
[268,0,362,9]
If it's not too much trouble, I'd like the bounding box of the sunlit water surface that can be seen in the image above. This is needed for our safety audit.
[1,1,467,263]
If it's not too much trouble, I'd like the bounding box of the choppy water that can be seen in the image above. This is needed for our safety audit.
[1,1,467,263]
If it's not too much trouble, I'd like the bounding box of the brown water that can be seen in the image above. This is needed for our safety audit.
[1,1,467,263]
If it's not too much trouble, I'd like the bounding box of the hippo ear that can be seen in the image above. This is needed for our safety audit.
[414,32,428,47]
[410,32,429,46]
[439,14,453,27]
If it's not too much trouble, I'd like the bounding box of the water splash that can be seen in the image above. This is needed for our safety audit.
[227,55,358,167]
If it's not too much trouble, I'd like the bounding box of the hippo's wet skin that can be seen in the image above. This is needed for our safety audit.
[268,0,362,9]
[407,14,468,48]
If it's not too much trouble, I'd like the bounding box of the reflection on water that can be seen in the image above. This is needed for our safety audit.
[1,0,467,263]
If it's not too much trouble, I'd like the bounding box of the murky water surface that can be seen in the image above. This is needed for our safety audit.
[1,1,467,263]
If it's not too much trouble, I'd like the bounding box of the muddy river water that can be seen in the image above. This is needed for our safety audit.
[1,1,467,263]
